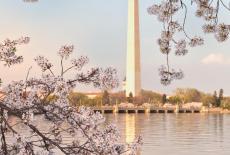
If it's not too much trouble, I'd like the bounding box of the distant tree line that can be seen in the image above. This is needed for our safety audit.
[167,88,228,109]
[45,90,164,106]
[45,88,230,110]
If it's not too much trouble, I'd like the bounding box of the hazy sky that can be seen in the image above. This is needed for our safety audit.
[0,0,230,95]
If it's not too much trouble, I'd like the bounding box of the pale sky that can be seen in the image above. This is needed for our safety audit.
[0,0,230,95]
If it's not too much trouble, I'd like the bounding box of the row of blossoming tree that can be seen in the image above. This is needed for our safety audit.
[0,37,141,154]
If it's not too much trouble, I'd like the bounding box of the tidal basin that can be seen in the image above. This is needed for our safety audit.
[6,113,230,155]
[104,113,230,155]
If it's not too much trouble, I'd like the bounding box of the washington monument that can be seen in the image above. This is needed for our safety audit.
[126,0,141,97]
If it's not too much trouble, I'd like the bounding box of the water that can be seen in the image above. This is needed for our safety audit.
[104,113,230,155]
[6,113,230,155]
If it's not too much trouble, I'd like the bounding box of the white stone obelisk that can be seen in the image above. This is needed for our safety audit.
[126,0,141,97]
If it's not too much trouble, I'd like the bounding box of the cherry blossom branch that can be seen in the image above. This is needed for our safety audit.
[148,0,230,85]
[0,43,140,154]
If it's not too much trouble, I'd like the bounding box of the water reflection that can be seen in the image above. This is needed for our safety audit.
[105,113,230,155]
[125,114,136,143]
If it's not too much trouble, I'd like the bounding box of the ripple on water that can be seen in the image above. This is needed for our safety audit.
[5,113,230,155]
[104,113,230,155]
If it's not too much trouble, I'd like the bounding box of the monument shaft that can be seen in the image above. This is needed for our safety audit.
[126,0,141,97]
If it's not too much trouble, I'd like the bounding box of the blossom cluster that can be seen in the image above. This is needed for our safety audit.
[96,67,119,91]
[35,56,53,72]
[0,37,29,67]
[148,1,179,22]
[58,45,74,59]
[159,65,184,85]
[71,56,89,70]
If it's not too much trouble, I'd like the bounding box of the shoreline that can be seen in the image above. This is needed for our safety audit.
[204,107,230,114]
